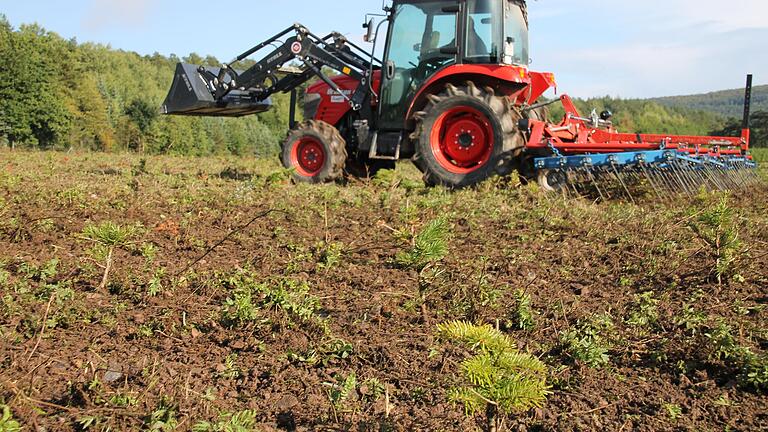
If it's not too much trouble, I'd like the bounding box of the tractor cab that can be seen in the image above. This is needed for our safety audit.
[378,0,530,129]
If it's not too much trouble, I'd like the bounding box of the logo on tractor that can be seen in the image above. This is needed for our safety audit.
[291,42,303,54]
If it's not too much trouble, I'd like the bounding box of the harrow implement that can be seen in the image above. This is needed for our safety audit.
[523,75,759,200]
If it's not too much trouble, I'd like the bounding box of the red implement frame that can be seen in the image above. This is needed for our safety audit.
[524,95,751,159]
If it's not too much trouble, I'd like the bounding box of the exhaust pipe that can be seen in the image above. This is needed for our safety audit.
[161,63,272,117]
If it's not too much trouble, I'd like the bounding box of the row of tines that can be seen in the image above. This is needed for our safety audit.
[546,158,761,203]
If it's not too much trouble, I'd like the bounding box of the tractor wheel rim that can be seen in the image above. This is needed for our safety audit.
[291,137,326,177]
[430,106,494,174]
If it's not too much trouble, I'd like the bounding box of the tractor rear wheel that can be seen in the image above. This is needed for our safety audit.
[281,120,347,183]
[412,81,524,188]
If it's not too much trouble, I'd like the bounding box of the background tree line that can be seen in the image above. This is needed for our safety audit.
[0,17,292,156]
[0,16,764,155]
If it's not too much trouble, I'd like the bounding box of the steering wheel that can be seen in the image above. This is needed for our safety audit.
[411,49,450,79]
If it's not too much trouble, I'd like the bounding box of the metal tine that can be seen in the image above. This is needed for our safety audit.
[666,163,688,197]
[684,161,706,193]
[661,161,687,196]
[699,163,719,191]
[586,167,609,202]
[682,161,705,192]
[735,162,753,189]
[701,164,725,192]
[560,169,570,199]
[592,168,608,195]
[714,163,734,190]
[738,163,754,187]
[604,166,623,198]
[690,164,711,191]
[639,163,665,201]
[674,160,699,196]
[565,168,581,198]
[731,165,748,189]
[628,166,644,188]
[735,162,753,187]
[661,163,683,195]
[646,164,671,196]
[745,162,761,186]
[661,166,683,199]
[726,166,739,189]
[662,164,684,197]
[612,163,636,203]
[713,165,733,191]
[727,167,742,189]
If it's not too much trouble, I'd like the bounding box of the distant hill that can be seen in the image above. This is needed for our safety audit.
[650,85,768,119]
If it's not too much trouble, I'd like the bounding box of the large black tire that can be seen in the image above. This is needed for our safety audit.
[281,120,346,184]
[411,81,525,188]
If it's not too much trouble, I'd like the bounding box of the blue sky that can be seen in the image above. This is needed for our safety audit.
[2,0,766,98]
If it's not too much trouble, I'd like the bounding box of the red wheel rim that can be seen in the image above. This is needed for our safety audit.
[290,137,326,177]
[429,106,494,174]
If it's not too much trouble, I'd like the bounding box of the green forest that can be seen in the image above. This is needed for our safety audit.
[0,17,765,155]
[0,17,292,156]
[651,85,768,118]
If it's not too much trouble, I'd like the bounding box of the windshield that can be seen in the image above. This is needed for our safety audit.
[465,0,503,63]
[503,0,529,65]
[379,1,457,128]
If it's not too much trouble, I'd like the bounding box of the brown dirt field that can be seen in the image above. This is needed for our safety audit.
[1,149,767,431]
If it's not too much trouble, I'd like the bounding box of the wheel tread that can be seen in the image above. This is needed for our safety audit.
[411,81,525,187]
[281,120,347,183]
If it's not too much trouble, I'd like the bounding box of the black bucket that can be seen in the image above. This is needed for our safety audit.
[161,63,272,117]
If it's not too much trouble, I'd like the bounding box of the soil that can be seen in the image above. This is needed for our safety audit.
[1,150,766,431]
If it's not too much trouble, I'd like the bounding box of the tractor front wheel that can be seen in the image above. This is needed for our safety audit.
[412,82,524,188]
[281,120,347,183]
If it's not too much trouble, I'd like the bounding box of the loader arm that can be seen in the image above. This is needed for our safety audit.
[163,24,379,117]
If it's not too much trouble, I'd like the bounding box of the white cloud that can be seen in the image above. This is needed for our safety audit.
[648,0,768,32]
[83,0,150,31]
[529,0,768,97]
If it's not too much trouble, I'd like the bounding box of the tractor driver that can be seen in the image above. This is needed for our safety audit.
[428,16,489,61]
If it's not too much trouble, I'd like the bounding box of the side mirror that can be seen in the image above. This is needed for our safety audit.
[363,18,376,42]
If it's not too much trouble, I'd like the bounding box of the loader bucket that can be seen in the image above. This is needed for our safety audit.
[161,63,272,117]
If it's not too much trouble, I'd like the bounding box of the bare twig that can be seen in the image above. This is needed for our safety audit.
[384,385,391,418]
[98,247,114,290]
[27,292,56,362]
[175,208,285,277]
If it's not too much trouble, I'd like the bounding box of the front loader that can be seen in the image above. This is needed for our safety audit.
[163,0,758,196]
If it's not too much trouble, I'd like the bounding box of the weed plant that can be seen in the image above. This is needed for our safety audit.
[0,405,20,432]
[192,410,259,432]
[437,321,549,432]
[688,196,742,284]
[509,290,536,331]
[560,314,615,368]
[396,218,450,270]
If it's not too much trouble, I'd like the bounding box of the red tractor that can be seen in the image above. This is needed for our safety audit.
[164,0,755,193]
